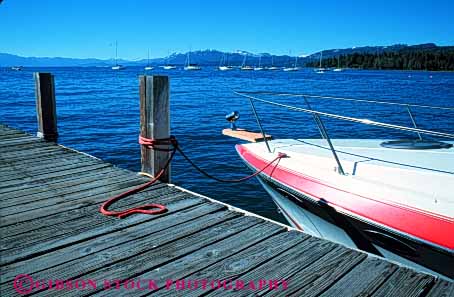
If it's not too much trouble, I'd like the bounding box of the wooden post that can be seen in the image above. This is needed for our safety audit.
[139,75,170,182]
[34,72,58,141]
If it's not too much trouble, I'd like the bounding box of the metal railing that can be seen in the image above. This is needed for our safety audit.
[234,91,454,175]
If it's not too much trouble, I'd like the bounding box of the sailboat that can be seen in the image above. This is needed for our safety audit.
[184,51,202,71]
[218,53,233,71]
[240,54,253,71]
[283,55,299,72]
[333,55,343,72]
[254,56,264,71]
[161,51,177,70]
[315,51,325,73]
[144,50,154,71]
[111,41,126,70]
[267,56,279,70]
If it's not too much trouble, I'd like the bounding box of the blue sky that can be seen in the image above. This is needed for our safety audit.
[1,0,453,59]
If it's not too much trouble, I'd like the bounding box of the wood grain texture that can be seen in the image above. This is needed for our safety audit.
[140,75,170,182]
[371,267,435,297]
[425,279,454,297]
[319,256,399,297]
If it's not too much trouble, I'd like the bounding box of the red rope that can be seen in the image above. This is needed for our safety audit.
[100,135,286,218]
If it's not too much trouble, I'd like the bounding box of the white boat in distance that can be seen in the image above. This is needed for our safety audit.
[11,66,22,71]
[254,56,264,71]
[333,55,343,72]
[283,55,299,71]
[218,54,234,71]
[315,51,326,73]
[240,54,254,70]
[267,56,280,70]
[144,50,154,70]
[233,91,454,280]
[162,65,177,70]
[184,51,201,70]
[111,41,126,70]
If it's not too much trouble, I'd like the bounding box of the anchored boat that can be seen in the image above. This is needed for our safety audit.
[232,91,454,279]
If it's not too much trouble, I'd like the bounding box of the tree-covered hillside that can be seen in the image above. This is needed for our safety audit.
[306,45,454,71]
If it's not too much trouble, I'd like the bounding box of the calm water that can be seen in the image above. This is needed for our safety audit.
[1,67,453,223]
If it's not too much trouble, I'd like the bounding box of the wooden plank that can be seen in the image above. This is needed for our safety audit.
[0,166,127,200]
[43,219,280,297]
[205,236,338,297]
[0,164,114,195]
[0,171,141,212]
[0,163,111,191]
[222,128,272,143]
[0,150,87,171]
[1,184,176,239]
[282,246,367,296]
[1,202,225,284]
[34,72,58,141]
[0,195,206,266]
[0,157,102,182]
[4,211,251,297]
[371,267,435,297]
[319,256,399,297]
[142,231,309,297]
[140,75,171,182]
[0,169,146,227]
[425,279,454,297]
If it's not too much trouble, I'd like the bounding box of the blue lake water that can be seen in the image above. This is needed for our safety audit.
[1,67,453,223]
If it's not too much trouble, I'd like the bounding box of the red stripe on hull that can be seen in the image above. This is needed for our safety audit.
[236,144,454,250]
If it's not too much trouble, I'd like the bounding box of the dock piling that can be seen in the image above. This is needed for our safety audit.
[139,75,170,182]
[34,72,58,141]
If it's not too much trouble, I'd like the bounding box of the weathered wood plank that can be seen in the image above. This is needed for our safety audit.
[0,172,142,213]
[205,236,338,297]
[425,279,454,297]
[0,150,91,171]
[0,171,145,226]
[0,164,114,195]
[0,166,129,201]
[371,267,435,297]
[0,158,102,183]
[44,219,280,297]
[0,183,172,238]
[0,163,111,190]
[319,256,399,297]
[5,211,252,297]
[143,231,309,297]
[0,195,206,266]
[281,246,367,296]
[1,201,225,284]
[0,183,177,240]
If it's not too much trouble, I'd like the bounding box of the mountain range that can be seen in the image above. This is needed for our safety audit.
[0,43,450,67]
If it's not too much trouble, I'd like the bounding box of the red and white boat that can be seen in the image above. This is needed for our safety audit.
[234,91,454,280]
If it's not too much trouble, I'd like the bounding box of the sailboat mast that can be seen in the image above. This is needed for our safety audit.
[115,41,118,66]
[319,51,323,68]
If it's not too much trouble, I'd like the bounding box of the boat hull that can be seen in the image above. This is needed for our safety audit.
[236,141,454,279]
[255,173,453,279]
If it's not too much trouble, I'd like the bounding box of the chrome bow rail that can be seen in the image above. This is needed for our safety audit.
[234,91,454,175]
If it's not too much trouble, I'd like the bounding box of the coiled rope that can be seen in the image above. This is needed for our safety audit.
[100,136,286,218]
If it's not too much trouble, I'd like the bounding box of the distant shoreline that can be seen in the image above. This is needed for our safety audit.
[2,66,454,73]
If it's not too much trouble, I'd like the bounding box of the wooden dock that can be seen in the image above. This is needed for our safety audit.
[1,125,452,296]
